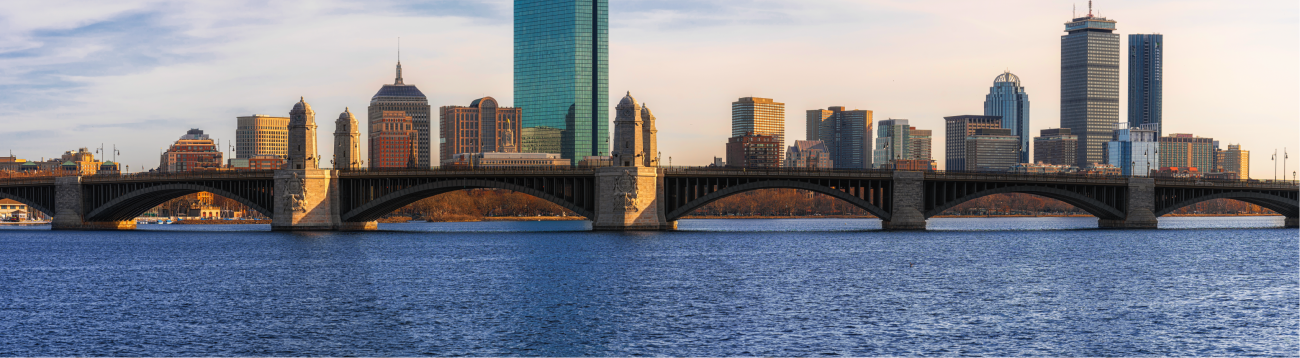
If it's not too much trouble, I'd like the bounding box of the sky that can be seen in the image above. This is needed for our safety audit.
[1,0,1297,178]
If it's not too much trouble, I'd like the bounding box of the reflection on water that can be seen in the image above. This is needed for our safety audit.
[0,217,1294,356]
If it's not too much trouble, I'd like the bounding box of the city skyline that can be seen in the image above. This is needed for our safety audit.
[0,0,1296,178]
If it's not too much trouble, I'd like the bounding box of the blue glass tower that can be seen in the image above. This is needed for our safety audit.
[984,71,1031,163]
[514,0,609,162]
[1128,34,1163,137]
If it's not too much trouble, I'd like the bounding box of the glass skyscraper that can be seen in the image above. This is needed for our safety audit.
[1128,34,1163,137]
[514,0,609,162]
[1061,11,1119,167]
[983,71,1030,163]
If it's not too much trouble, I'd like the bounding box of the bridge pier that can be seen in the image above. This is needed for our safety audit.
[271,169,342,231]
[1098,177,1159,229]
[51,177,136,230]
[882,171,927,231]
[1286,217,1298,229]
[592,167,672,231]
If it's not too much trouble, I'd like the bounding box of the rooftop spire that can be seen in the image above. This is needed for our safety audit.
[394,37,404,85]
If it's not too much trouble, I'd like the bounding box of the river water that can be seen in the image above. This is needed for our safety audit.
[0,217,1295,356]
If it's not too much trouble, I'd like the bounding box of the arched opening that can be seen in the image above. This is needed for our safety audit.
[0,193,52,221]
[665,180,891,221]
[1161,198,1280,216]
[341,179,593,223]
[681,188,878,219]
[934,193,1099,218]
[86,185,272,222]
[1154,193,1297,218]
[134,191,271,223]
[369,188,582,223]
[922,186,1126,220]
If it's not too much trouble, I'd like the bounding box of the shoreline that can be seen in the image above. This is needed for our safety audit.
[162,213,1282,224]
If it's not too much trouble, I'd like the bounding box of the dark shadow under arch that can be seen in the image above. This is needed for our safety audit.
[923,185,1126,220]
[342,179,593,223]
[664,179,890,221]
[1154,192,1298,218]
[86,184,272,222]
[0,192,53,217]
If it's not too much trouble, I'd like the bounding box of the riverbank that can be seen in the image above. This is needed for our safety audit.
[169,213,1280,224]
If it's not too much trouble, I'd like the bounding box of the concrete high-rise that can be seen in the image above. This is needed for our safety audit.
[909,128,933,164]
[515,0,608,162]
[1105,123,1160,176]
[440,97,522,160]
[287,98,319,170]
[369,110,417,169]
[160,129,224,172]
[984,71,1031,163]
[944,115,1002,171]
[1160,133,1216,173]
[235,115,289,159]
[965,128,1021,172]
[1128,34,1163,137]
[1033,128,1078,166]
[1219,144,1250,179]
[333,108,361,170]
[369,62,431,168]
[733,97,785,163]
[874,119,912,167]
[1061,7,1120,167]
[807,106,873,169]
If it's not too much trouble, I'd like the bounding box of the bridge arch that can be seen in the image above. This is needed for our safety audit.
[85,184,272,222]
[342,179,594,222]
[923,185,1126,220]
[664,179,891,221]
[1153,191,1298,218]
[0,191,53,217]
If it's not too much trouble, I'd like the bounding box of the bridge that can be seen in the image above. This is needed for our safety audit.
[1,168,1295,231]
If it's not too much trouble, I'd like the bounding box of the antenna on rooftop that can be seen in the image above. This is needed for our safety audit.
[398,37,401,63]
[1088,0,1093,17]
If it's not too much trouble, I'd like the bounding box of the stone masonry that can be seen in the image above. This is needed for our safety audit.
[882,171,927,230]
[1098,177,1160,229]
[51,176,135,230]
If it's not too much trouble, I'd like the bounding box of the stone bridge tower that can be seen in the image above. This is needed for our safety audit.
[334,108,361,170]
[594,92,672,230]
[287,97,319,170]
[641,104,658,167]
[274,97,344,231]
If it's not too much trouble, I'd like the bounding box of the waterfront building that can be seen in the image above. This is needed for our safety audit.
[1129,34,1164,137]
[1219,144,1250,179]
[369,62,431,168]
[334,108,361,170]
[441,152,571,168]
[610,92,659,167]
[726,132,780,169]
[160,129,223,172]
[944,115,1002,171]
[1033,128,1078,166]
[984,71,1031,163]
[885,159,935,171]
[287,98,319,170]
[733,97,785,163]
[235,115,289,159]
[965,128,1020,172]
[1010,162,1077,174]
[4,149,105,174]
[806,106,873,169]
[1105,123,1159,176]
[515,0,609,162]
[1061,7,1120,167]
[229,155,284,171]
[0,198,29,220]
[1159,133,1216,173]
[784,140,833,169]
[440,97,522,162]
[1081,163,1123,176]
[873,119,912,168]
[369,110,418,169]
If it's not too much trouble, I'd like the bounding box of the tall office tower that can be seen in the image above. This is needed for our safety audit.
[1219,144,1250,179]
[1105,123,1159,176]
[440,97,523,160]
[807,106,873,169]
[1159,133,1216,173]
[1128,34,1163,137]
[909,128,933,163]
[873,119,912,167]
[235,115,289,159]
[1061,5,1119,167]
[160,129,224,172]
[806,107,836,141]
[287,98,319,170]
[732,97,786,163]
[984,71,1031,163]
[1033,128,1078,165]
[369,62,431,167]
[369,110,416,169]
[515,0,608,162]
[333,108,361,170]
[944,115,1002,171]
[965,128,1021,172]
